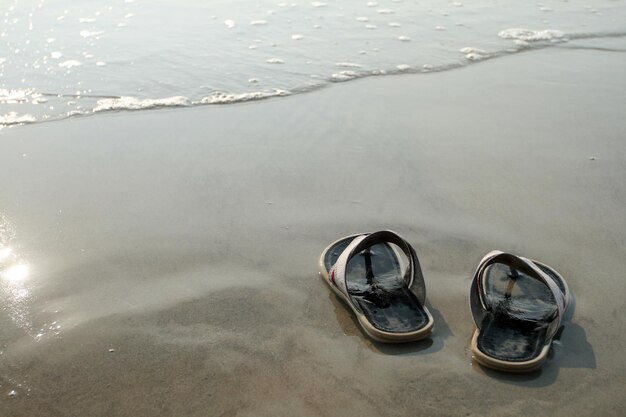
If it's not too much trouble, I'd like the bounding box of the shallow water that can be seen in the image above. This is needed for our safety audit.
[2,0,626,128]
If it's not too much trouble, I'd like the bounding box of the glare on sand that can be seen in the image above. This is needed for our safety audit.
[2,263,29,284]
[0,246,13,261]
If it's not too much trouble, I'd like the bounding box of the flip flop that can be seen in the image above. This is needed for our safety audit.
[319,230,434,343]
[469,250,571,372]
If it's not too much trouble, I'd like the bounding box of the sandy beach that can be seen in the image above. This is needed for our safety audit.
[1,45,625,416]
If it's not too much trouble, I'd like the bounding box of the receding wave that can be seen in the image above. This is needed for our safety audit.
[2,29,625,130]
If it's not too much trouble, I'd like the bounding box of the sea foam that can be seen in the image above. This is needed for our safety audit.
[498,28,565,42]
[197,90,290,104]
[91,90,290,113]
[0,112,37,125]
[93,96,189,112]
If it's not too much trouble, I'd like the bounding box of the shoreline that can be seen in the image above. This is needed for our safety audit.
[4,31,626,132]
[1,45,625,416]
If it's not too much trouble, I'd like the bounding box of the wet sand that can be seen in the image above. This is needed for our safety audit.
[1,45,626,416]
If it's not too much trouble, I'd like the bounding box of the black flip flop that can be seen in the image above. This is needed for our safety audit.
[319,230,434,342]
[469,250,570,371]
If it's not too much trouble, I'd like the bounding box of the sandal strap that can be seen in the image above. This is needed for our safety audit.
[329,230,426,304]
[469,250,566,339]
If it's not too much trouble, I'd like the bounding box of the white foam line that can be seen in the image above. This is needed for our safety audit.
[91,90,292,113]
[93,96,189,112]
[0,112,37,126]
[196,89,290,104]
[498,28,565,42]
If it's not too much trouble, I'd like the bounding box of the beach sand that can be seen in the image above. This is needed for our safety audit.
[1,46,625,416]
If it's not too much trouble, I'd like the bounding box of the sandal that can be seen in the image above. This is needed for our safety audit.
[469,250,571,372]
[319,230,434,343]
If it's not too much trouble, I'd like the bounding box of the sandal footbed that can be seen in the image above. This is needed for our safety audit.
[323,237,429,334]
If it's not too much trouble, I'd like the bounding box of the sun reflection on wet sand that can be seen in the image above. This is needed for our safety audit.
[0,245,35,334]
[0,246,13,261]
[2,263,29,284]
[1,214,39,340]
[1,215,63,342]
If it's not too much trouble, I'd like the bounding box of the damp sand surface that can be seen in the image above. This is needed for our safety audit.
[1,46,626,416]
